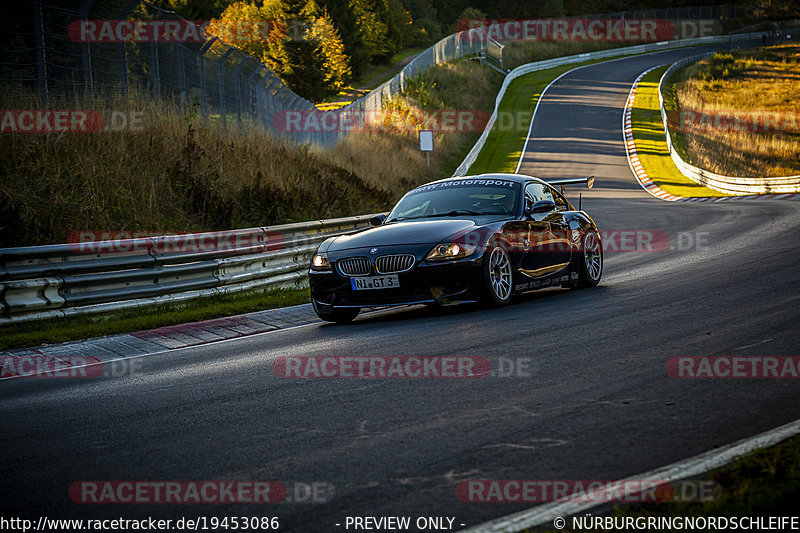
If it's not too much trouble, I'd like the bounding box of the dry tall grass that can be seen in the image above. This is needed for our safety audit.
[668,44,800,177]
[502,40,623,70]
[0,60,501,247]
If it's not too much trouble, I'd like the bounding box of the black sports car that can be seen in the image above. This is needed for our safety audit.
[309,173,602,323]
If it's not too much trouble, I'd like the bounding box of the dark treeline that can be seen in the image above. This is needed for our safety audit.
[150,0,797,100]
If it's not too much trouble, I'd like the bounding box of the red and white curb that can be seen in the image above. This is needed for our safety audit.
[623,67,800,203]
[0,303,388,381]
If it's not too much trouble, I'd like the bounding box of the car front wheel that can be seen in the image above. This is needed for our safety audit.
[481,243,513,306]
[577,230,602,288]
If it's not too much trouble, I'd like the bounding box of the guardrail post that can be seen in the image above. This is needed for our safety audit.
[119,43,129,98]
[197,38,216,122]
[79,0,96,102]
[176,43,187,108]
[232,57,252,131]
[149,41,160,101]
[33,0,48,107]
[114,1,138,100]
[249,65,264,127]
[217,49,235,129]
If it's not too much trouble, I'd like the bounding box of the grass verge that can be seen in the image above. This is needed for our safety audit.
[469,61,590,174]
[664,44,800,178]
[521,433,800,532]
[502,41,628,71]
[0,287,311,352]
[631,66,730,197]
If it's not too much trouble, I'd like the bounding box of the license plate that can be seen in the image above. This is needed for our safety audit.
[351,275,400,290]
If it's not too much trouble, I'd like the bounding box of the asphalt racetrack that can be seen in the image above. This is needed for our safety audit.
[2,45,799,531]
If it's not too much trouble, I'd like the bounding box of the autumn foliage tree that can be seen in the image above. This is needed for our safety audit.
[167,0,797,102]
[206,0,350,100]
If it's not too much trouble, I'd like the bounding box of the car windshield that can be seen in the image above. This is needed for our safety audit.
[387,179,521,222]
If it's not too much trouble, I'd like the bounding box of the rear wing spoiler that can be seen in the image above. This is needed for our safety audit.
[547,176,594,195]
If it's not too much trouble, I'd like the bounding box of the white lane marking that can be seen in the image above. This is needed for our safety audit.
[515,49,707,175]
[460,418,800,532]
[735,338,774,351]
[515,67,580,173]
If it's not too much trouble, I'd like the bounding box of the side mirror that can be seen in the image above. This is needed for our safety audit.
[370,214,387,226]
[528,199,556,214]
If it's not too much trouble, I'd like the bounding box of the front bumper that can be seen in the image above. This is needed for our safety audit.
[309,248,484,309]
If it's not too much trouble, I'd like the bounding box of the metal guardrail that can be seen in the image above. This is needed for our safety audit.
[0,215,380,325]
[452,33,763,177]
[658,53,800,195]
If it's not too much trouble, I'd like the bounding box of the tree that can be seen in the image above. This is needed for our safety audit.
[538,0,567,18]
[352,0,392,59]
[205,2,282,61]
[454,6,486,28]
[151,0,238,20]
[381,0,415,60]
[307,12,352,95]
[413,16,442,45]
[206,0,350,101]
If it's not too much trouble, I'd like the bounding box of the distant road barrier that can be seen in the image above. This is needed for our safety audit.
[658,53,800,195]
[0,215,379,325]
[453,32,762,177]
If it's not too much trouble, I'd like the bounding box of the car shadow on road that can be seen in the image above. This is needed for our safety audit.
[321,285,611,327]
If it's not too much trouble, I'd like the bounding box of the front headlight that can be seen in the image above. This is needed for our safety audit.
[425,243,478,262]
[311,253,331,271]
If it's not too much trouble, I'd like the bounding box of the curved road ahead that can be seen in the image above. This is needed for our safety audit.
[2,46,799,532]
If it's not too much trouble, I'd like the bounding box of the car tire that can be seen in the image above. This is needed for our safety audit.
[576,229,602,288]
[481,242,513,306]
[312,300,360,323]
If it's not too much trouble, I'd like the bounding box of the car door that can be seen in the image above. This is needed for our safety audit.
[519,182,561,277]
[547,185,573,271]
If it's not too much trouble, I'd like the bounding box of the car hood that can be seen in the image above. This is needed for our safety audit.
[328,218,486,251]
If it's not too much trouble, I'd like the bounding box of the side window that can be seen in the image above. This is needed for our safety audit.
[524,183,554,206]
[551,188,569,210]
